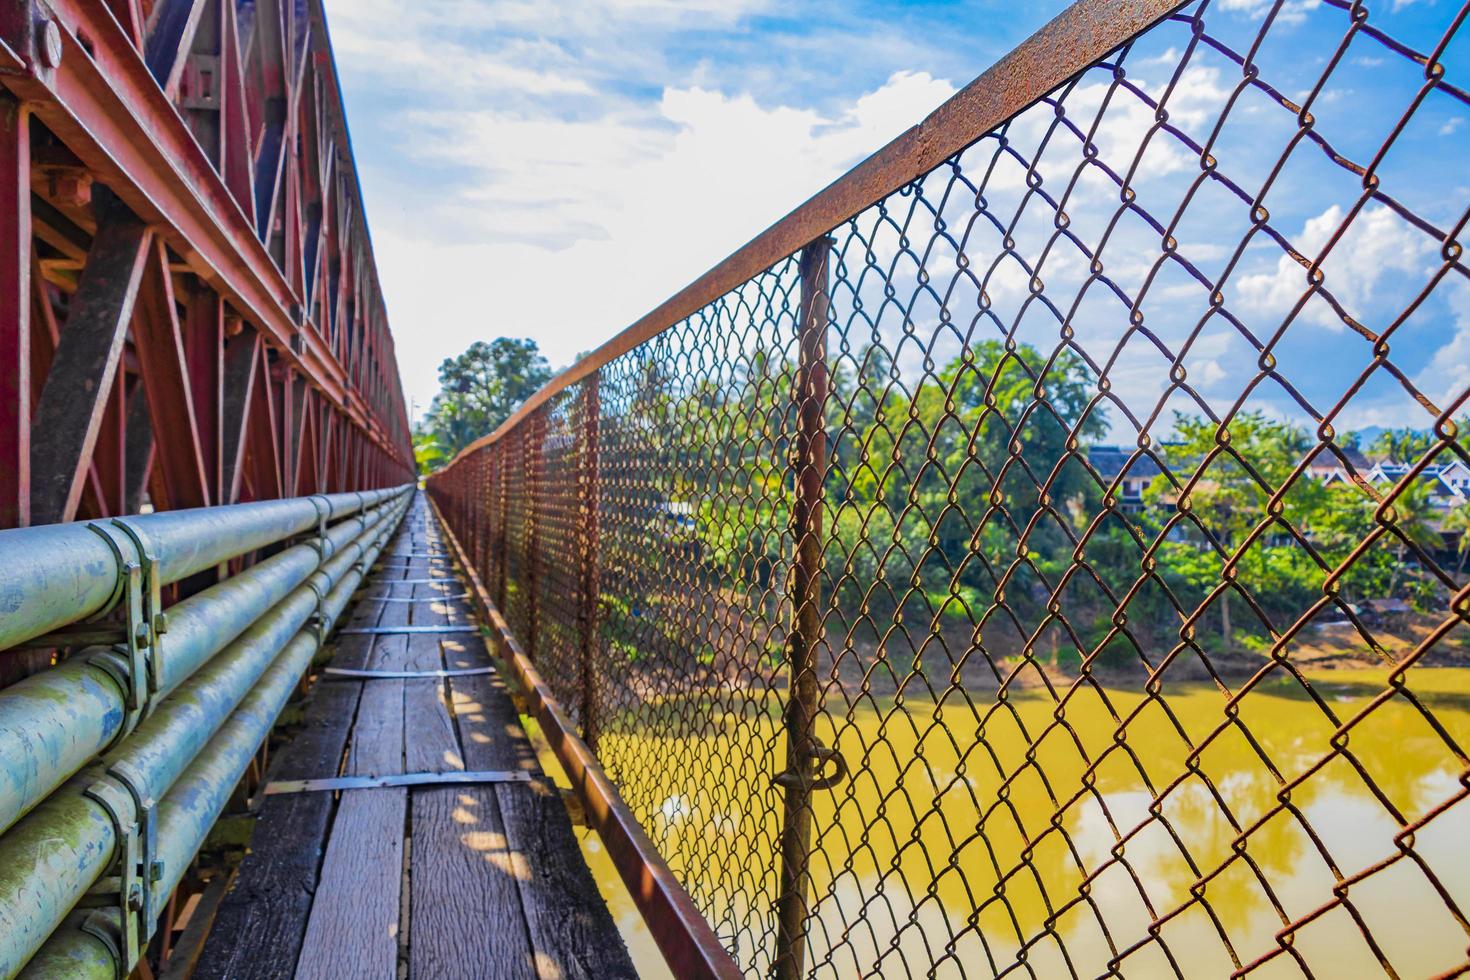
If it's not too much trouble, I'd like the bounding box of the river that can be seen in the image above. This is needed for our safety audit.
[564,667,1470,978]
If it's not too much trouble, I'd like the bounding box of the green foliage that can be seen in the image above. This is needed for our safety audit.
[829,340,1105,618]
[1444,501,1470,577]
[680,351,1454,669]
[1370,427,1434,462]
[413,426,446,475]
[494,323,1459,675]
[425,338,552,457]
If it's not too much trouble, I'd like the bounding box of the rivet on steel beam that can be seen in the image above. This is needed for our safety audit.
[37,19,62,69]
[45,167,92,207]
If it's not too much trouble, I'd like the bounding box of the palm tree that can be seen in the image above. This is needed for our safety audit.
[1443,500,1470,581]
[1370,428,1433,463]
[1383,479,1442,599]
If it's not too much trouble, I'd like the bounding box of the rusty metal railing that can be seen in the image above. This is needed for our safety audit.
[430,1,1470,976]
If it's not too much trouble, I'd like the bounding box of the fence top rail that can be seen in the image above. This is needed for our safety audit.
[442,0,1188,467]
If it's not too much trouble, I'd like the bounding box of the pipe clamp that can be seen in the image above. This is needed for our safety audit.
[77,766,160,978]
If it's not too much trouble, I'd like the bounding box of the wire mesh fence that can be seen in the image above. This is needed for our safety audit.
[432,0,1470,975]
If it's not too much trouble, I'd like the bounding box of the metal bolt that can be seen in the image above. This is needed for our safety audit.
[46,168,92,207]
[126,883,142,911]
[133,621,150,645]
[37,19,62,69]
[149,860,164,882]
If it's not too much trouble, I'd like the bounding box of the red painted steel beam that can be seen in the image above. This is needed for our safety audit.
[133,240,212,509]
[218,327,259,503]
[184,288,225,499]
[0,0,411,473]
[0,93,29,527]
[29,205,152,525]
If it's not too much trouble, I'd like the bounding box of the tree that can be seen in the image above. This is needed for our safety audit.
[413,425,446,476]
[1369,427,1433,463]
[1140,412,1315,653]
[1443,501,1470,580]
[1381,478,1443,600]
[425,338,552,457]
[836,340,1106,627]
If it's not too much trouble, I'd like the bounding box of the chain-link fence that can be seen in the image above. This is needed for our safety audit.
[431,1,1470,975]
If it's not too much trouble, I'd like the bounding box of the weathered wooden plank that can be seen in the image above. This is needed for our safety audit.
[293,787,406,980]
[343,671,405,776]
[496,784,637,980]
[295,563,412,978]
[404,633,459,774]
[409,786,536,980]
[452,671,636,980]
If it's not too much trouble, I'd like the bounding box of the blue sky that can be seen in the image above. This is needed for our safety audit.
[321,0,1470,437]
[320,0,1056,418]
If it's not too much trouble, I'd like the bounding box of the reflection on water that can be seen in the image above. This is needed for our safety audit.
[587,668,1470,978]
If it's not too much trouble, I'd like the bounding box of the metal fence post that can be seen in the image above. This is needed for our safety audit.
[477,454,491,580]
[473,455,485,575]
[526,409,545,659]
[496,438,510,610]
[577,373,602,749]
[773,236,834,980]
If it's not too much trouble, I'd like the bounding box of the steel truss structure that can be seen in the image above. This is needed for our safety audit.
[0,0,413,531]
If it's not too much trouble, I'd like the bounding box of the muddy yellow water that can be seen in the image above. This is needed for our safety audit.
[569,668,1470,978]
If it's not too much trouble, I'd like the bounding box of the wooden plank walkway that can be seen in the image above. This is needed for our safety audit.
[197,492,637,980]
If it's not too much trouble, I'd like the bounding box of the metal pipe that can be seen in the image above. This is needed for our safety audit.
[87,499,403,809]
[0,491,409,834]
[0,494,407,977]
[0,488,403,651]
[19,531,382,979]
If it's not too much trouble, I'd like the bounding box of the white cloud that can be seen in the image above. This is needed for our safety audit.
[1219,0,1323,25]
[320,0,960,420]
[365,70,956,417]
[1234,204,1436,332]
[1414,279,1470,412]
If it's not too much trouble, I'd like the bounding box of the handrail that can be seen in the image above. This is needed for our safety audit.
[445,0,1189,464]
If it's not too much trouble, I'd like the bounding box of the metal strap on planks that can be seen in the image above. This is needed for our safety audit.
[264,770,533,795]
[357,593,471,603]
[320,665,495,680]
[337,625,480,635]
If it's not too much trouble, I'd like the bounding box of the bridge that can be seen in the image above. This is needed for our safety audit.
[0,0,1467,978]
